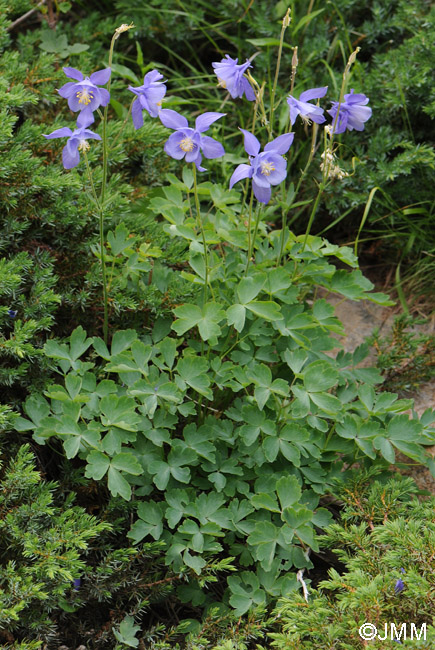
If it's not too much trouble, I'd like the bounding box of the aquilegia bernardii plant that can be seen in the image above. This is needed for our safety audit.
[42,22,373,346]
[128,69,167,128]
[57,66,111,121]
[43,111,101,169]
[212,54,256,101]
[328,88,373,133]
[287,86,328,125]
[159,109,226,170]
[230,129,294,204]
[32,18,435,629]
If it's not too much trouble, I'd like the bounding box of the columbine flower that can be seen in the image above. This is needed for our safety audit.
[212,55,255,101]
[229,129,294,204]
[287,86,328,125]
[327,89,372,134]
[159,109,225,171]
[7,309,17,318]
[128,70,167,129]
[57,67,111,121]
[43,112,101,169]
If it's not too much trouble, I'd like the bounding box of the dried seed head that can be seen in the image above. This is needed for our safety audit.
[114,23,135,39]
[292,46,299,70]
[347,46,361,67]
[320,149,349,180]
[283,8,291,28]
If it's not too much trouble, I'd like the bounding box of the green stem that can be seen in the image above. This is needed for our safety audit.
[300,182,324,254]
[245,187,255,271]
[246,203,262,272]
[95,25,133,342]
[96,35,118,343]
[245,189,256,274]
[329,47,361,153]
[269,9,291,134]
[83,150,99,207]
[296,51,361,260]
[111,99,134,150]
[192,164,213,304]
[276,123,319,266]
[247,72,271,138]
[83,150,109,344]
[323,424,336,451]
[99,206,109,343]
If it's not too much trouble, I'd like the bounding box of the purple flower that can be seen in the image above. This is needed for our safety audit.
[7,309,17,318]
[159,109,226,171]
[327,89,372,134]
[128,70,167,129]
[229,129,294,204]
[57,67,111,121]
[72,578,81,591]
[394,568,405,595]
[394,578,405,594]
[43,112,102,169]
[287,86,328,125]
[212,55,255,101]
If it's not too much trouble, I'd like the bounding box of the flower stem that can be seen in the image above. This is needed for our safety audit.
[246,203,262,273]
[192,164,212,304]
[245,187,254,272]
[96,25,133,343]
[276,122,319,267]
[110,99,134,149]
[330,47,361,145]
[83,150,99,207]
[301,181,325,254]
[83,151,108,343]
[296,48,360,262]
[269,8,291,134]
[247,72,271,139]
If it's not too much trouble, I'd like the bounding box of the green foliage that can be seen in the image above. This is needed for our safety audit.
[2,1,435,646]
[109,0,435,296]
[15,197,435,609]
[268,475,435,649]
[370,315,435,394]
[0,443,235,648]
[0,1,191,423]
[113,615,141,648]
[0,444,109,644]
[0,251,60,400]
[38,28,89,58]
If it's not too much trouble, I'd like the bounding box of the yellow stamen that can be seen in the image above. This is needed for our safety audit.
[78,140,90,152]
[180,137,194,152]
[261,161,275,176]
[76,89,94,106]
[217,77,227,89]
